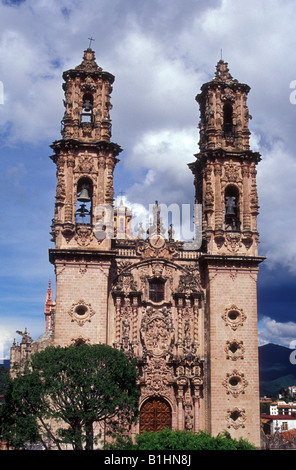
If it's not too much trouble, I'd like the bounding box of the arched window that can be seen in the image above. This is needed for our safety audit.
[75,177,93,224]
[225,185,240,230]
[81,93,93,123]
[223,102,233,136]
[149,278,165,303]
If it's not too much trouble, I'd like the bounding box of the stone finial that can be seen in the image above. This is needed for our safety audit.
[214,59,234,82]
[75,47,102,72]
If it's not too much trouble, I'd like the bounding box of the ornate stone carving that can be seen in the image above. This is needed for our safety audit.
[184,400,194,431]
[140,307,174,358]
[112,271,138,295]
[226,408,246,429]
[223,370,248,397]
[75,225,94,246]
[68,299,95,326]
[205,183,214,209]
[224,232,242,253]
[225,340,245,360]
[76,153,94,173]
[175,360,203,385]
[151,261,165,278]
[222,305,246,330]
[224,164,241,182]
[176,273,201,294]
[79,263,87,276]
[242,232,253,250]
[71,335,90,346]
[143,358,171,395]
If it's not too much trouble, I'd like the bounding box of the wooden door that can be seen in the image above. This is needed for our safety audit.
[140,398,172,433]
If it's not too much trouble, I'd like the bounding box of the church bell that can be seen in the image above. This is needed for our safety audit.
[77,187,91,203]
[225,196,236,215]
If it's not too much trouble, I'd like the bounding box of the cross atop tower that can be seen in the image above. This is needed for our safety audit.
[88,37,95,48]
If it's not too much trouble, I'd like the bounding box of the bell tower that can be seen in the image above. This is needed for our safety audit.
[49,48,122,347]
[189,60,264,446]
[50,47,122,251]
[190,59,261,256]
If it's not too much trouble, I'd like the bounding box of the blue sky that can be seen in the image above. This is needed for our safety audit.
[1,0,296,359]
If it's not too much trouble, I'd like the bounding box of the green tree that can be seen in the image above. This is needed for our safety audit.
[0,364,9,394]
[104,429,257,450]
[0,344,139,450]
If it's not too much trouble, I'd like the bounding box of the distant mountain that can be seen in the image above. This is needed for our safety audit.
[259,343,296,396]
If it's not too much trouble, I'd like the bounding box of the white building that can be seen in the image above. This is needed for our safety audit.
[265,401,296,434]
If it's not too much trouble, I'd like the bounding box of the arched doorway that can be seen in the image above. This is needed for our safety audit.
[140,397,172,433]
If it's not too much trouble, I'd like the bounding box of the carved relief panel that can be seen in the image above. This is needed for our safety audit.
[112,259,204,432]
[140,306,174,359]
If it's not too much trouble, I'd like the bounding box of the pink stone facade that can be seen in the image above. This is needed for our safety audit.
[11,51,264,448]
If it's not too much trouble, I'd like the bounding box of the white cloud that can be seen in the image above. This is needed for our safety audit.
[0,316,45,361]
[125,128,196,207]
[259,317,296,348]
[0,0,296,348]
[257,139,296,271]
[0,326,13,361]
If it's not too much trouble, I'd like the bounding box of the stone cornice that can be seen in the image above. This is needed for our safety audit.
[48,248,116,264]
[199,253,266,268]
[50,138,122,157]
[189,148,261,169]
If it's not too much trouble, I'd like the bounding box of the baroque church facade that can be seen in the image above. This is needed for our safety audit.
[11,48,264,447]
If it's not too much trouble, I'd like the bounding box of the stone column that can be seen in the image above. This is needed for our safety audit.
[176,381,186,430]
[192,379,202,432]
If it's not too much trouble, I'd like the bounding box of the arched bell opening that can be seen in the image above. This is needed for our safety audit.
[81,93,93,124]
[224,184,240,231]
[139,397,172,433]
[223,102,234,137]
[75,177,93,224]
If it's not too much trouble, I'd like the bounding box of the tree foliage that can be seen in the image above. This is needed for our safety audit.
[0,344,140,450]
[0,364,9,395]
[104,428,257,450]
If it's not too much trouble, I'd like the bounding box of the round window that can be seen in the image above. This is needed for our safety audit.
[229,376,241,388]
[228,310,239,321]
[75,305,88,317]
